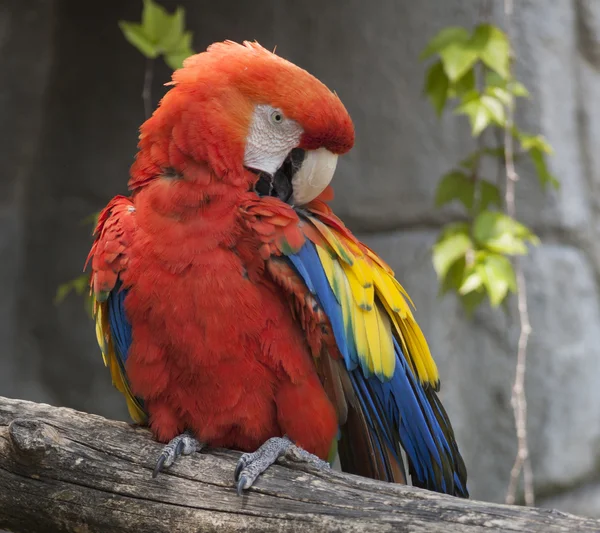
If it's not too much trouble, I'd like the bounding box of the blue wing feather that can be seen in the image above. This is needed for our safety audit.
[107,283,132,367]
[106,282,145,417]
[287,240,467,497]
[288,247,357,371]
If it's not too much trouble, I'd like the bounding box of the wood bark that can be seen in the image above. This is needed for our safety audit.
[0,396,598,533]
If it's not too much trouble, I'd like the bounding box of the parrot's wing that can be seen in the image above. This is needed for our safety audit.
[87,196,147,424]
[242,191,468,497]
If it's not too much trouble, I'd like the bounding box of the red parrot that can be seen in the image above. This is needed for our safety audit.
[88,41,468,497]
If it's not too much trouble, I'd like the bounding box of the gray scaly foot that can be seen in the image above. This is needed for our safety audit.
[153,429,204,478]
[234,436,330,495]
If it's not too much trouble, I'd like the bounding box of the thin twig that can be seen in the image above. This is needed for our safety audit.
[503,0,535,507]
[142,57,154,119]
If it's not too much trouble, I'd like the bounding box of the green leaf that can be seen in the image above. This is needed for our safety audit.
[55,274,89,304]
[519,133,553,154]
[164,31,194,69]
[435,170,475,210]
[486,86,511,106]
[486,71,529,98]
[118,21,159,58]
[460,289,486,316]
[456,93,490,136]
[433,229,472,279]
[479,253,516,306]
[440,221,471,238]
[459,268,484,295]
[449,69,476,98]
[468,23,493,52]
[530,147,560,189]
[165,50,189,69]
[81,211,100,227]
[420,27,471,60]
[440,44,478,82]
[518,131,558,189]
[489,254,517,292]
[473,211,539,255]
[141,0,169,43]
[158,6,185,51]
[471,109,489,136]
[479,180,502,211]
[440,256,466,295]
[424,60,449,116]
[122,1,194,66]
[485,70,504,88]
[509,80,529,97]
[55,283,72,305]
[423,27,480,82]
[480,95,506,126]
[473,24,510,79]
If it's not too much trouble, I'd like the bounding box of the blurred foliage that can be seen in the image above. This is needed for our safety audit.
[119,0,194,69]
[55,212,99,313]
[422,23,558,315]
[56,0,195,310]
[55,274,89,305]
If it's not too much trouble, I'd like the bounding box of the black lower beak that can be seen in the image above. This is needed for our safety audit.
[254,168,293,203]
[252,148,305,204]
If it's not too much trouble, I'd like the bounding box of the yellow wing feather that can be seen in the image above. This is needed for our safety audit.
[93,295,146,423]
[374,302,396,378]
[316,245,337,286]
[341,262,372,310]
[362,304,382,376]
[335,261,371,369]
[311,219,438,386]
[311,217,355,265]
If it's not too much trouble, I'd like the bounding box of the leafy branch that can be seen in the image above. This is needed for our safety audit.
[119,0,194,70]
[422,23,558,316]
[422,19,558,506]
[54,214,99,312]
[120,0,195,117]
[55,0,195,307]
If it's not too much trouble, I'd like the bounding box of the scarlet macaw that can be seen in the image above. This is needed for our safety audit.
[88,41,468,497]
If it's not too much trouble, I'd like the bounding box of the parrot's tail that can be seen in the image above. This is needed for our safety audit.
[337,401,407,483]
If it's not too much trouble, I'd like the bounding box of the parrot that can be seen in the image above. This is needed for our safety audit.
[87,40,468,498]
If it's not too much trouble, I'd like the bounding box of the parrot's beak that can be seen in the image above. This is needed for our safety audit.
[290,148,338,205]
[253,148,338,206]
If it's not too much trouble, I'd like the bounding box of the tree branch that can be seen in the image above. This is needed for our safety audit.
[0,397,597,532]
[503,0,535,507]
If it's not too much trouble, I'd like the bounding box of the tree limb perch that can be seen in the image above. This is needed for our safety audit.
[0,396,597,533]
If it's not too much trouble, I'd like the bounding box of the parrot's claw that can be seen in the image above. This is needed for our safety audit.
[152,430,204,478]
[234,436,330,495]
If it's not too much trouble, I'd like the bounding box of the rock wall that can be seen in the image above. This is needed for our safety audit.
[2,0,600,516]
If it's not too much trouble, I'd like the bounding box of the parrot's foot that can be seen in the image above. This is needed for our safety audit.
[152,430,204,478]
[234,436,330,495]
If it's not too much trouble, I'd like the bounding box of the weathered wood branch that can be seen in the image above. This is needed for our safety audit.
[0,397,598,533]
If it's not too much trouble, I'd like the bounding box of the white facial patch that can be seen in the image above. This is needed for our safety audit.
[290,148,338,205]
[243,105,303,175]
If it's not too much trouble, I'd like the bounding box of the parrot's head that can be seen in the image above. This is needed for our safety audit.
[131,41,355,206]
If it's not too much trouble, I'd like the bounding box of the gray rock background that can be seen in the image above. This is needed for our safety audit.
[2,0,599,517]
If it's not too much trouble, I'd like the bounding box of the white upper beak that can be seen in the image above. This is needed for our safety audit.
[290,148,338,205]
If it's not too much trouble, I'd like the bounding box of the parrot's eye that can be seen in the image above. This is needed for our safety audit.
[270,110,284,125]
